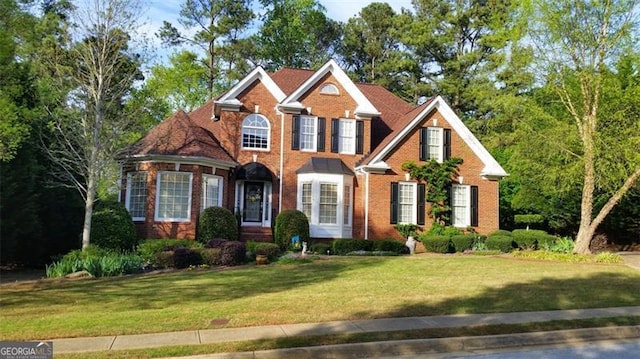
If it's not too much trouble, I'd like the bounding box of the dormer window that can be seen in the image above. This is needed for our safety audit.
[242,114,270,150]
[319,83,339,95]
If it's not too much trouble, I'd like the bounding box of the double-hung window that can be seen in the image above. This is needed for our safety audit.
[292,115,325,152]
[450,184,479,228]
[319,183,338,224]
[126,171,147,221]
[338,119,355,154]
[390,182,426,225]
[155,171,193,222]
[300,116,317,151]
[241,114,270,150]
[201,175,222,211]
[301,182,312,219]
[420,127,451,162]
[297,172,353,238]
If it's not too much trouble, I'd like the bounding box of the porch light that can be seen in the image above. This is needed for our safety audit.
[458,176,464,184]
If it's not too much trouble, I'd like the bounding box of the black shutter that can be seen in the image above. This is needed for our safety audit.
[417,184,426,225]
[390,182,399,224]
[317,117,326,152]
[419,128,428,160]
[356,120,364,154]
[444,186,452,225]
[444,129,451,160]
[291,115,300,150]
[470,185,479,227]
[331,118,339,153]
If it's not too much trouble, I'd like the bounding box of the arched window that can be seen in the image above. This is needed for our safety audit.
[319,83,339,95]
[242,114,270,150]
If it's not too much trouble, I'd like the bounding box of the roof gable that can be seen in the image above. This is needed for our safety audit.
[216,66,286,111]
[279,59,380,118]
[360,96,507,179]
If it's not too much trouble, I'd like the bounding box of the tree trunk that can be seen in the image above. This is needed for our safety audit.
[81,184,95,250]
[574,114,596,254]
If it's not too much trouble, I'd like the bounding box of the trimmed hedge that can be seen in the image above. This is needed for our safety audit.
[485,235,516,252]
[512,229,553,250]
[173,247,202,269]
[205,238,227,249]
[246,241,280,261]
[373,239,409,254]
[332,239,373,255]
[137,239,200,264]
[310,243,332,255]
[219,241,246,266]
[421,235,452,254]
[199,248,222,266]
[197,206,239,242]
[488,230,512,238]
[450,234,475,252]
[274,210,310,251]
[91,200,138,251]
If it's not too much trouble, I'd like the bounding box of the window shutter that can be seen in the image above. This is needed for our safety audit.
[331,118,339,153]
[470,185,479,227]
[390,182,399,224]
[417,184,426,225]
[444,129,451,160]
[292,115,300,150]
[444,185,452,226]
[419,128,428,160]
[317,117,326,152]
[356,120,364,154]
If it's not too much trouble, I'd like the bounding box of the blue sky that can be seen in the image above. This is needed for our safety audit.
[143,0,413,64]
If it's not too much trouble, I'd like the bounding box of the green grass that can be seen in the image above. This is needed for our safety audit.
[2,255,640,341]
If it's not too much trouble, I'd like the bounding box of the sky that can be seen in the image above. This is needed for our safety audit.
[143,0,414,64]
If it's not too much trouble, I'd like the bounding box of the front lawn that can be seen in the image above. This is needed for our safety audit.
[2,255,640,341]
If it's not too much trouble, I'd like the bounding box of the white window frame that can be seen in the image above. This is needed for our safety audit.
[296,173,353,238]
[319,182,338,224]
[338,119,356,154]
[201,174,223,211]
[427,127,443,162]
[125,171,147,221]
[301,182,312,220]
[155,171,193,222]
[241,114,270,150]
[451,184,471,227]
[398,182,417,225]
[343,185,351,225]
[299,115,317,151]
[319,83,340,95]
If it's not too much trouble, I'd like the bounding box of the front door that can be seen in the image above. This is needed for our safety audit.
[243,182,264,222]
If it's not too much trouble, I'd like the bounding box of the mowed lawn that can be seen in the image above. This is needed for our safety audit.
[2,255,640,341]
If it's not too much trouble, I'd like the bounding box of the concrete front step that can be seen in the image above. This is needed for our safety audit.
[240,227,273,242]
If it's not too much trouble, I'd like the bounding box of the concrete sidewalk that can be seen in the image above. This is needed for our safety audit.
[51,306,640,354]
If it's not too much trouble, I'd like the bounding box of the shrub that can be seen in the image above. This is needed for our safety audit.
[200,248,222,266]
[46,247,142,278]
[424,223,463,236]
[450,234,475,252]
[91,200,138,251]
[154,251,174,268]
[274,210,310,251]
[173,247,202,269]
[197,206,239,243]
[488,230,512,238]
[373,239,409,254]
[332,239,373,255]
[310,243,332,255]
[536,235,556,250]
[247,242,280,261]
[485,235,516,253]
[420,235,452,254]
[548,236,575,253]
[205,238,227,248]
[512,229,553,250]
[137,239,200,264]
[220,241,246,266]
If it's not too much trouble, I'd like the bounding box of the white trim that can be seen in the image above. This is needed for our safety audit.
[338,119,356,155]
[201,174,223,211]
[299,115,318,152]
[297,172,353,238]
[451,184,471,228]
[426,127,444,163]
[217,66,286,106]
[127,155,235,169]
[155,171,193,222]
[397,182,418,225]
[241,114,271,151]
[125,171,147,221]
[279,59,380,117]
[365,96,508,178]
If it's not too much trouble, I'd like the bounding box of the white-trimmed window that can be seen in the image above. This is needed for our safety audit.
[451,184,470,227]
[343,185,351,225]
[338,119,356,154]
[155,171,193,222]
[427,127,443,162]
[319,83,339,95]
[201,174,223,211]
[125,171,147,221]
[398,182,417,224]
[319,183,338,224]
[242,114,270,150]
[300,115,317,151]
[301,182,312,219]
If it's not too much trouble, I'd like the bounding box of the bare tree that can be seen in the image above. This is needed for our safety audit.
[45,0,144,250]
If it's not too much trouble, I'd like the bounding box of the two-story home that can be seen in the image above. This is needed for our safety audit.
[120,59,507,241]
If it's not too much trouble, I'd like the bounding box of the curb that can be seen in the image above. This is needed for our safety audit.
[162,325,640,359]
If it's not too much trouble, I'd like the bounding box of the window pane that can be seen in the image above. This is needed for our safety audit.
[127,172,147,219]
[302,182,312,219]
[398,183,414,224]
[339,120,355,154]
[427,127,441,160]
[300,116,316,150]
[202,175,220,211]
[242,114,269,149]
[343,185,350,225]
[452,185,469,227]
[157,172,191,220]
[319,183,337,224]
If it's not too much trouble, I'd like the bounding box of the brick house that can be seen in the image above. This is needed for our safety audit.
[119,59,507,241]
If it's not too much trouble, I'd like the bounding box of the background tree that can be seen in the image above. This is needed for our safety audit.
[524,0,640,253]
[45,0,145,250]
[157,0,255,95]
[255,0,342,71]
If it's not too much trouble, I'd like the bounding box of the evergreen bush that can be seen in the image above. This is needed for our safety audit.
[485,235,516,252]
[274,210,310,251]
[200,248,222,266]
[91,200,138,251]
[173,247,202,269]
[512,229,552,250]
[310,242,332,255]
[420,235,452,253]
[219,241,246,266]
[488,229,512,238]
[136,239,200,264]
[332,239,373,255]
[247,241,281,261]
[197,206,239,242]
[450,234,475,252]
[373,239,409,254]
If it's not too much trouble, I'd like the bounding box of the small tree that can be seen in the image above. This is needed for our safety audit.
[514,214,544,230]
[197,206,239,242]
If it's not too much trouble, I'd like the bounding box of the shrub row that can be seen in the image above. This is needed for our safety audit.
[246,241,281,261]
[138,239,247,269]
[420,234,486,253]
[331,239,408,255]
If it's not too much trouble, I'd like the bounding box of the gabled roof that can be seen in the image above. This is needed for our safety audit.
[358,96,508,179]
[279,59,381,117]
[271,68,314,95]
[216,66,286,110]
[125,110,235,167]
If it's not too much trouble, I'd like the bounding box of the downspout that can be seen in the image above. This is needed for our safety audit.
[364,169,370,240]
[277,106,285,213]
